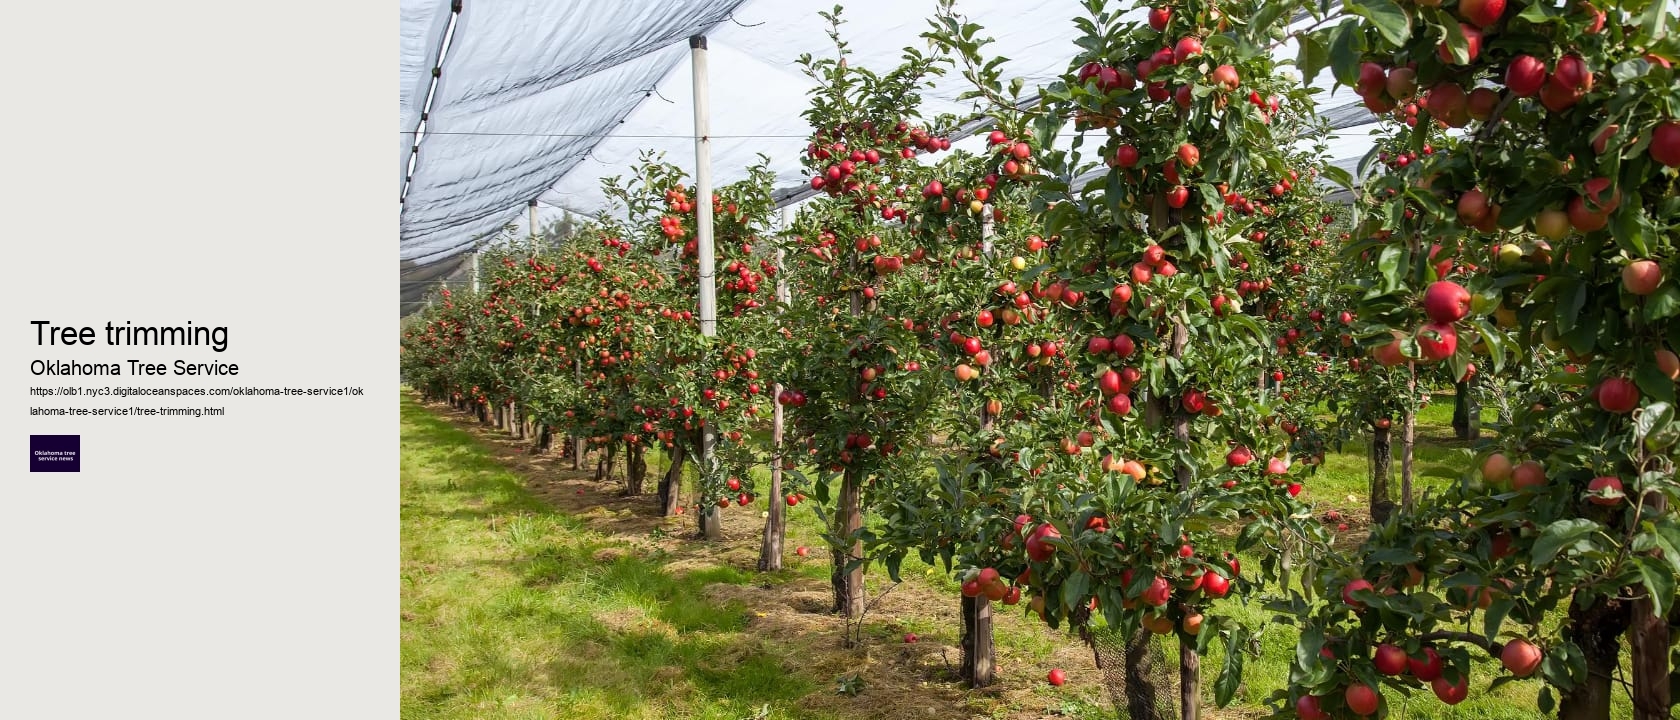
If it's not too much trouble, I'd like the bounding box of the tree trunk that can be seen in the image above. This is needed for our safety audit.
[697,426,723,540]
[832,466,864,623]
[626,444,646,496]
[1558,594,1630,720]
[1168,317,1199,720]
[1370,424,1394,524]
[596,442,616,483]
[1400,365,1417,510]
[1452,380,1479,440]
[1630,492,1672,720]
[572,358,584,470]
[758,382,787,572]
[532,424,550,453]
[659,443,686,516]
[962,398,998,687]
[960,596,995,686]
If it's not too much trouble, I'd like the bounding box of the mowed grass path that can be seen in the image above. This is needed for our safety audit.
[400,399,824,720]
[402,393,1558,719]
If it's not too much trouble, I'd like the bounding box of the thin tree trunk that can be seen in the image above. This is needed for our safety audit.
[759,382,787,572]
[831,246,866,624]
[1401,364,1417,510]
[659,442,686,516]
[832,466,864,624]
[626,444,646,495]
[1558,594,1629,720]
[962,396,998,687]
[1169,319,1198,720]
[697,424,724,540]
[961,596,994,686]
[1370,424,1394,524]
[1631,492,1672,720]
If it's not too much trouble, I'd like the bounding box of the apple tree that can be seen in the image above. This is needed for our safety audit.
[1273,1,1680,717]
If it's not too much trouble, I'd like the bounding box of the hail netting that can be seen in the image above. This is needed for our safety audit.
[1084,622,1177,720]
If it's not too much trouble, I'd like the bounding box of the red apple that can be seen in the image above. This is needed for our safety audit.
[1482,452,1514,485]
[1424,281,1472,323]
[1343,579,1374,609]
[1345,683,1380,716]
[1201,571,1230,598]
[1375,643,1409,675]
[1177,143,1200,168]
[1501,639,1543,677]
[1505,54,1546,96]
[1432,675,1469,705]
[1459,0,1506,27]
[1047,668,1066,686]
[1025,524,1061,562]
[1409,647,1443,681]
[1148,6,1171,31]
[1438,24,1482,64]
[1597,376,1640,413]
[1623,260,1663,295]
[1513,460,1547,491]
[1295,695,1330,720]
[1587,476,1625,505]
[1226,446,1254,467]
[1357,62,1387,97]
[1416,322,1458,362]
[1142,576,1172,606]
[1658,348,1680,380]
[1551,54,1591,92]
[1210,64,1239,91]
[1652,121,1680,167]
[1173,36,1203,64]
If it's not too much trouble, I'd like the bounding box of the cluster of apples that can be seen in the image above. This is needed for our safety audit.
[1373,279,1470,367]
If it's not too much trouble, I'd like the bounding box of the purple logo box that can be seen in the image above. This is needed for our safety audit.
[30,435,80,472]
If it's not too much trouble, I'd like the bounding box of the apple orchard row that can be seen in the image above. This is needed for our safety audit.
[402,1,1680,718]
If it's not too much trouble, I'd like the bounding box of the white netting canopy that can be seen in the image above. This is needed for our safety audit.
[398,0,1380,293]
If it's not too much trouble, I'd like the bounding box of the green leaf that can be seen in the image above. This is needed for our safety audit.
[1322,164,1353,190]
[1367,547,1421,565]
[1346,0,1411,45]
[1377,245,1403,289]
[1297,626,1326,670]
[1633,402,1674,447]
[1637,556,1674,616]
[1532,519,1599,565]
[1556,280,1587,329]
[1437,18,1470,64]
[1327,21,1363,88]
[1635,361,1677,404]
[1483,596,1514,640]
[1644,285,1680,322]
[884,553,904,582]
[1297,33,1330,85]
[1615,205,1651,257]
[1215,626,1248,707]
[1061,570,1091,611]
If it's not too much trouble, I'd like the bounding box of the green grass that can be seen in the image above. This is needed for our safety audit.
[403,394,1578,720]
[400,398,827,720]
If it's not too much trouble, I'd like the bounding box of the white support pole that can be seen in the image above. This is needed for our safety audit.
[527,199,539,252]
[691,36,717,338]
[777,206,796,306]
[471,248,480,294]
[691,35,722,540]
